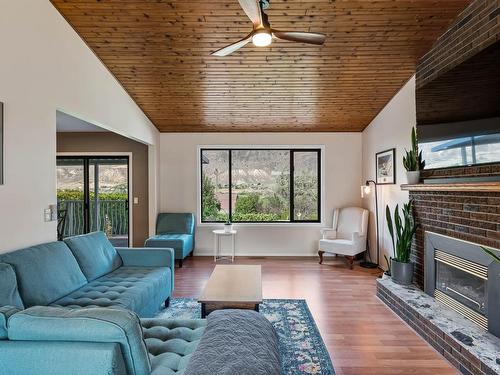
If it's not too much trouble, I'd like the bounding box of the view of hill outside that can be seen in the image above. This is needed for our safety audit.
[56,158,128,241]
[57,163,128,194]
[201,149,319,222]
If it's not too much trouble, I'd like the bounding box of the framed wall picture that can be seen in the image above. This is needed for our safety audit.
[375,148,396,185]
[0,102,3,185]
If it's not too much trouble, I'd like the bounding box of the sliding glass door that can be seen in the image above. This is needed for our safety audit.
[57,156,129,246]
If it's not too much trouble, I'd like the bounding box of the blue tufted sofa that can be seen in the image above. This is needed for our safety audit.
[0,306,281,375]
[0,305,206,375]
[0,231,174,318]
[145,213,195,268]
[0,232,281,374]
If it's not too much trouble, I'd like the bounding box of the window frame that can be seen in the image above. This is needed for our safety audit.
[199,146,322,225]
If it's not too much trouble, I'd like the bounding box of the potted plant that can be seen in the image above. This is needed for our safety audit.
[386,200,418,285]
[224,220,233,233]
[403,127,425,184]
[223,209,232,233]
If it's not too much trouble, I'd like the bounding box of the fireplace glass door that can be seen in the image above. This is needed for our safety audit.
[436,260,486,315]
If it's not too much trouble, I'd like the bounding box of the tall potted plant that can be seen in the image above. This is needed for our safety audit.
[403,127,425,184]
[386,200,418,285]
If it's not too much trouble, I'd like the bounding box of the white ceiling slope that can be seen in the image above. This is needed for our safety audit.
[56,111,108,133]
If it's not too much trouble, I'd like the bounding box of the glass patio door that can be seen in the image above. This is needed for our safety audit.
[57,156,129,246]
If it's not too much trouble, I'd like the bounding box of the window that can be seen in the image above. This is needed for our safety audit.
[200,148,321,223]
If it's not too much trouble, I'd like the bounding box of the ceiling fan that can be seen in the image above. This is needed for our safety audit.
[212,0,326,56]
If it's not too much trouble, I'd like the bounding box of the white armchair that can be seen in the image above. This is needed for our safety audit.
[318,207,369,269]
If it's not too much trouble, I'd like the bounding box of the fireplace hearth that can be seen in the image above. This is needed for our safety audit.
[377,277,500,375]
[424,232,500,338]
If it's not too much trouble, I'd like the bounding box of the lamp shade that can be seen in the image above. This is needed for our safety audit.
[361,184,371,198]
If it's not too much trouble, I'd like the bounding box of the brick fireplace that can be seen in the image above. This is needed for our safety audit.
[410,0,500,296]
[410,166,500,289]
[376,1,500,374]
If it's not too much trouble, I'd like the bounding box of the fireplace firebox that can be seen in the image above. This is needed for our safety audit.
[425,232,500,338]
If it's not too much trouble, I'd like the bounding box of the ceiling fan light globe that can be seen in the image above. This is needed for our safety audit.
[252,31,272,47]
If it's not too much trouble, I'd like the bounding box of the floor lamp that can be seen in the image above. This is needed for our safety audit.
[360,180,380,269]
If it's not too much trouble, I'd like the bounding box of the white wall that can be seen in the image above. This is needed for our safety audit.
[0,1,159,253]
[361,76,416,269]
[159,133,362,256]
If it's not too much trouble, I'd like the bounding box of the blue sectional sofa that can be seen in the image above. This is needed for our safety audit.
[0,231,174,317]
[0,231,281,375]
[0,306,280,375]
[0,305,207,375]
[145,213,195,268]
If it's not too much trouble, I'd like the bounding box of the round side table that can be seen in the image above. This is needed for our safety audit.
[212,229,237,262]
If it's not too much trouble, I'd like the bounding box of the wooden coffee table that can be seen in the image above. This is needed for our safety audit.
[198,265,262,318]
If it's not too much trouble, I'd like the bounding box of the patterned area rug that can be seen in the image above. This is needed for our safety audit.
[154,298,335,375]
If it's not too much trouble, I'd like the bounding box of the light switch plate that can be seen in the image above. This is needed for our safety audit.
[133,197,139,204]
[44,208,52,222]
[50,204,58,221]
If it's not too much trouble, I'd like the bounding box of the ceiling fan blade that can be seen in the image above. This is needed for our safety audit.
[211,34,253,57]
[238,0,263,28]
[272,30,326,45]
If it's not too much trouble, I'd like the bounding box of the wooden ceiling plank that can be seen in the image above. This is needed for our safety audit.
[50,0,470,132]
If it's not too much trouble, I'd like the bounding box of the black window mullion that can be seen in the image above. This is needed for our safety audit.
[83,157,90,233]
[317,149,321,223]
[200,150,205,222]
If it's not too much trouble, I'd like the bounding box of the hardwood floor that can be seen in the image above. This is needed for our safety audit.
[174,256,459,375]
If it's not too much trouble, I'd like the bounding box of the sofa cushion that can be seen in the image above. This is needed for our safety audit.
[141,318,206,375]
[8,306,151,375]
[145,234,193,259]
[156,213,194,235]
[0,263,24,309]
[0,341,127,375]
[64,232,122,281]
[0,306,21,340]
[0,242,87,307]
[51,266,171,317]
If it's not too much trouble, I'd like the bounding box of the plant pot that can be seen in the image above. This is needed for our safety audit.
[406,170,420,185]
[224,223,233,233]
[391,259,413,285]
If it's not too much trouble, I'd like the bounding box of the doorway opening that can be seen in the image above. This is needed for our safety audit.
[57,156,130,247]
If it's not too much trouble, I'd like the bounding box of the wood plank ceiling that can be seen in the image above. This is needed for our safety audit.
[51,0,470,132]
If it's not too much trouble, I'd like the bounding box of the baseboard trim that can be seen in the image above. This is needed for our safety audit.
[192,252,320,257]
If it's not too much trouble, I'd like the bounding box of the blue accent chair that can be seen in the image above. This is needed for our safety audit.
[0,232,175,318]
[145,213,195,268]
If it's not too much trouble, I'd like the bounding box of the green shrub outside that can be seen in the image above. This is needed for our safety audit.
[57,189,128,201]
[201,170,316,222]
[201,174,224,221]
[234,193,262,215]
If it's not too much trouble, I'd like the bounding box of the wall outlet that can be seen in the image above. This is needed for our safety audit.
[133,197,139,204]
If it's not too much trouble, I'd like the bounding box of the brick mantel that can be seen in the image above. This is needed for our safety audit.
[402,182,500,192]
